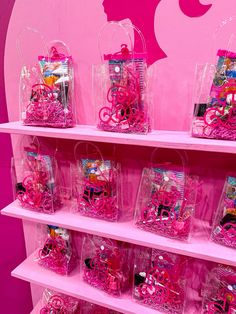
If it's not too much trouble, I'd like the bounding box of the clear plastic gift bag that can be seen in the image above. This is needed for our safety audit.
[12,137,62,213]
[211,176,236,249]
[18,28,75,128]
[36,224,79,275]
[40,289,80,313]
[133,247,188,313]
[81,235,133,296]
[201,265,236,313]
[72,142,122,221]
[94,22,150,134]
[192,18,236,140]
[134,149,198,241]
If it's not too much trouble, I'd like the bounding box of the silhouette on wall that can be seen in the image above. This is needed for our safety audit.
[103,0,212,65]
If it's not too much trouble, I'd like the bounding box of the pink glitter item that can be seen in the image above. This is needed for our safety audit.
[133,248,187,313]
[15,151,61,214]
[98,56,149,134]
[135,167,198,241]
[38,225,78,275]
[96,23,150,134]
[82,236,132,296]
[21,45,74,128]
[76,157,120,221]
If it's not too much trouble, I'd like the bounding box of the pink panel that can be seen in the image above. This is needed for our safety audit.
[3,0,236,311]
[0,0,32,312]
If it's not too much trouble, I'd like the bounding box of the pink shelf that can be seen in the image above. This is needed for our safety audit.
[29,290,198,314]
[13,252,160,314]
[3,202,236,266]
[1,121,236,153]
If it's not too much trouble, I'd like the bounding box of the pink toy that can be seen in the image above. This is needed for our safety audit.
[82,235,132,296]
[133,247,188,313]
[38,225,78,275]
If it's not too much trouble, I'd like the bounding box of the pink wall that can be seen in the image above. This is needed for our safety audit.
[0,0,32,313]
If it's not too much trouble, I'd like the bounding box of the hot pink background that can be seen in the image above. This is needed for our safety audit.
[2,0,236,312]
[0,0,32,313]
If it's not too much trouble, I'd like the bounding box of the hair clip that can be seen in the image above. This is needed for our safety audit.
[50,46,65,59]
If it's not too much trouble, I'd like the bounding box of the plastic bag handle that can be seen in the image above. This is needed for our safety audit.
[90,235,117,251]
[98,21,147,63]
[211,16,236,63]
[47,40,72,57]
[21,136,59,182]
[121,22,147,54]
[21,135,40,155]
[16,27,48,65]
[150,148,188,175]
[98,21,133,62]
[74,141,104,163]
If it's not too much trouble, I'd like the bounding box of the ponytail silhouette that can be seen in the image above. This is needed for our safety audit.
[103,0,212,65]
